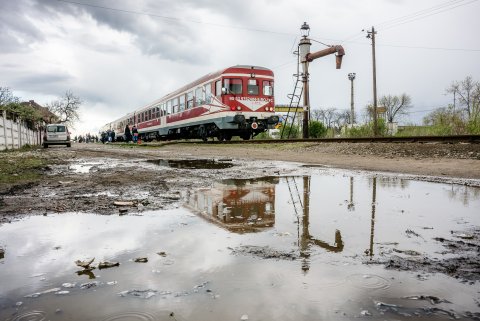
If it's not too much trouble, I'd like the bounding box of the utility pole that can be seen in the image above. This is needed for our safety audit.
[366,27,378,136]
[348,73,356,124]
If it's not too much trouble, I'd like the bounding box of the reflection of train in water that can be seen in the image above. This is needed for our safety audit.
[100,65,279,142]
[185,177,278,233]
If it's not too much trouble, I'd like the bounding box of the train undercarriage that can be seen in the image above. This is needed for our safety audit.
[140,115,279,142]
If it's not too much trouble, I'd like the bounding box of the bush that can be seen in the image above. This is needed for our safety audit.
[279,124,300,139]
[467,118,480,134]
[344,119,386,137]
[309,121,327,138]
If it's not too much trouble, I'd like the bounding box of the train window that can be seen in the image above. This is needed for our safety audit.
[205,83,212,103]
[161,103,166,116]
[187,91,194,109]
[155,106,160,118]
[141,113,144,122]
[148,109,152,120]
[215,80,221,96]
[223,78,242,94]
[195,87,203,106]
[179,95,185,111]
[263,80,274,96]
[166,100,172,115]
[247,79,259,95]
[172,98,178,113]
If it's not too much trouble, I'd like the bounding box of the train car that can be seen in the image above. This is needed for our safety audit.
[101,65,279,141]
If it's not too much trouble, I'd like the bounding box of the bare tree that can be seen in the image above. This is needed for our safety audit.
[447,76,480,121]
[379,93,412,123]
[333,110,351,128]
[311,109,324,122]
[323,108,337,128]
[47,90,81,126]
[0,87,20,106]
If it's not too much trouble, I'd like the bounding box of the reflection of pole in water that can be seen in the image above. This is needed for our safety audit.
[348,177,355,211]
[301,176,311,273]
[368,177,377,258]
[300,176,344,274]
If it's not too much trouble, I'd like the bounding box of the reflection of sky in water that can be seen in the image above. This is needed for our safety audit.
[0,172,479,321]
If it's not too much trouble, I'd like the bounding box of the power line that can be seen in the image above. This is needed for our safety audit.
[55,0,479,53]
[343,0,478,41]
[55,0,295,36]
[379,0,479,31]
[376,0,468,29]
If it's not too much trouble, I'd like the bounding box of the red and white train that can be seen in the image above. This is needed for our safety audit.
[101,65,279,141]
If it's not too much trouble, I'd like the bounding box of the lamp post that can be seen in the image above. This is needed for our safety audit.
[348,73,356,125]
[299,22,311,139]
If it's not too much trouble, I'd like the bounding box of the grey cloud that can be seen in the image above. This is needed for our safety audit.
[1,0,253,62]
[38,0,251,62]
[0,0,45,53]
[10,72,74,92]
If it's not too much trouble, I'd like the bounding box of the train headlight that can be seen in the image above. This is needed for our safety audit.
[236,106,242,111]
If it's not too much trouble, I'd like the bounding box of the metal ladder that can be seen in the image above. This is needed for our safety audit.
[285,176,303,225]
[281,48,303,139]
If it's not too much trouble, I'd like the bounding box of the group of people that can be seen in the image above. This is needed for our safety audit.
[123,124,139,143]
[100,130,116,143]
[99,124,139,144]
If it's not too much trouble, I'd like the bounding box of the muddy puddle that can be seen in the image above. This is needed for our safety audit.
[1,171,479,320]
[146,158,234,169]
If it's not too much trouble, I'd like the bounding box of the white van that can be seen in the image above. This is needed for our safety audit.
[43,124,71,148]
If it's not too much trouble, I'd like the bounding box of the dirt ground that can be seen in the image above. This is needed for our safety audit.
[1,141,480,219]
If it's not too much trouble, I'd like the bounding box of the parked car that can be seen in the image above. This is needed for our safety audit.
[43,124,71,148]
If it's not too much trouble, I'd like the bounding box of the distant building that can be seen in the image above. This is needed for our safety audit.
[20,100,58,124]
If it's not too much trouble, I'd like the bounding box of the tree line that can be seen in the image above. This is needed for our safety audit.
[0,87,81,128]
[280,75,480,138]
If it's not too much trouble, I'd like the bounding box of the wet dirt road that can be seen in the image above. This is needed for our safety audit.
[0,143,479,320]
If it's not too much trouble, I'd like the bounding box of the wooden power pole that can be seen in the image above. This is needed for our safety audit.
[367,27,378,136]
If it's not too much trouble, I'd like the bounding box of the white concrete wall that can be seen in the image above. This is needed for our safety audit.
[0,111,42,150]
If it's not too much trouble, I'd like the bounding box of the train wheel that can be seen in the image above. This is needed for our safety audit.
[241,133,251,140]
[217,132,229,141]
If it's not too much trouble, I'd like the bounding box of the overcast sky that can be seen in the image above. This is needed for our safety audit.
[1,0,479,135]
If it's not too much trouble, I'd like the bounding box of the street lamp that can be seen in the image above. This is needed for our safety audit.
[348,73,356,125]
[300,22,310,38]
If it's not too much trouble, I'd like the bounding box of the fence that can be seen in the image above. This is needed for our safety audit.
[0,110,44,151]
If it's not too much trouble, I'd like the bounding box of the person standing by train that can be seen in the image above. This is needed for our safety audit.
[124,124,132,142]
[132,125,138,143]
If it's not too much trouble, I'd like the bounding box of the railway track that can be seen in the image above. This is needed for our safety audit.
[200,134,480,145]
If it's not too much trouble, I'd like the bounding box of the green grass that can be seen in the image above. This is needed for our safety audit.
[0,149,47,185]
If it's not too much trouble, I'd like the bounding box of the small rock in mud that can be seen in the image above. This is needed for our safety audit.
[118,289,157,299]
[393,249,422,256]
[403,295,452,305]
[230,245,298,260]
[157,251,167,257]
[114,201,134,206]
[80,281,99,289]
[98,261,120,269]
[134,257,148,263]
